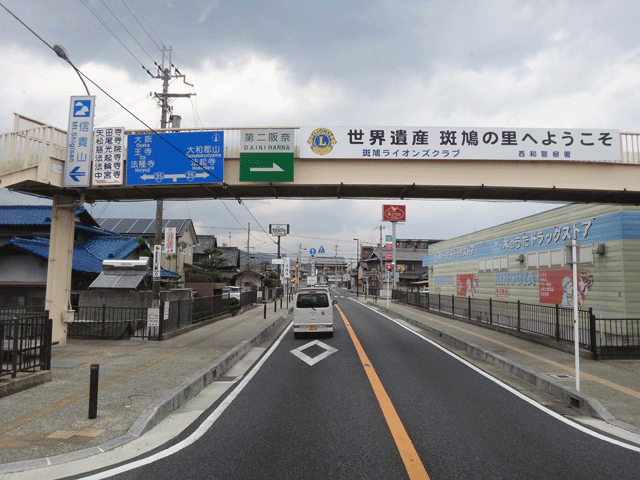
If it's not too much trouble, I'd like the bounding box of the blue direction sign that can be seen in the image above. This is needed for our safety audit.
[309,248,317,255]
[64,96,95,187]
[126,131,224,186]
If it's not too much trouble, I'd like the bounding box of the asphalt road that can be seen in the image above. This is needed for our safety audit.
[73,289,640,480]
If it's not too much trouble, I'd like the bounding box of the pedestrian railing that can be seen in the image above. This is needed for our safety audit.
[67,289,266,340]
[0,311,52,379]
[392,290,640,359]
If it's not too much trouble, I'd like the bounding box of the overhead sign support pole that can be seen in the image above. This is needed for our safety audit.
[151,46,195,302]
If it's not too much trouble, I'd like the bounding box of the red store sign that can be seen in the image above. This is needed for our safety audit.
[382,204,406,222]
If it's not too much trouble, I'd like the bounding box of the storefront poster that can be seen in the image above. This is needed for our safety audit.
[457,274,477,298]
[539,269,594,307]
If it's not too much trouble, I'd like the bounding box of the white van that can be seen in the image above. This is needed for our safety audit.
[293,287,337,338]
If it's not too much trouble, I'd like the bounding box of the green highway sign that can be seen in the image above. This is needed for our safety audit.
[239,152,294,182]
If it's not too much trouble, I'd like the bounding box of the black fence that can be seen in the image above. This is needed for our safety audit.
[68,289,266,340]
[0,309,52,379]
[392,290,640,359]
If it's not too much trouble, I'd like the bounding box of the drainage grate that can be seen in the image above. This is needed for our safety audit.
[549,373,575,380]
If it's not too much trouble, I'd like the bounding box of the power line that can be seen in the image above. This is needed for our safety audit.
[120,0,164,54]
[2,3,281,250]
[96,0,158,64]
[78,0,149,69]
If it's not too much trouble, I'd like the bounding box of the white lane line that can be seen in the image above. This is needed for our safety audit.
[79,322,294,480]
[349,299,640,453]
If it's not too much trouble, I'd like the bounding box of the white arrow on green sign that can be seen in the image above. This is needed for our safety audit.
[239,152,294,182]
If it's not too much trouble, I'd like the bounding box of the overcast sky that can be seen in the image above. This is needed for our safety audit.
[2,0,639,263]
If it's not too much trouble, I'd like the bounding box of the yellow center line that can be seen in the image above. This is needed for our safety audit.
[337,305,430,480]
[393,304,640,401]
[0,317,249,435]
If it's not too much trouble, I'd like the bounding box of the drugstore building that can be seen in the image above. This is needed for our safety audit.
[422,204,640,319]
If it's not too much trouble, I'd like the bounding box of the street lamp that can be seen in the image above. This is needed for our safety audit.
[53,45,90,95]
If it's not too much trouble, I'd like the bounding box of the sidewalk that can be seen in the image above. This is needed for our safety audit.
[1,294,639,475]
[366,297,640,438]
[0,302,292,474]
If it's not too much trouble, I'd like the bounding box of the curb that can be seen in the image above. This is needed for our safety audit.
[0,310,291,475]
[368,302,629,427]
[0,371,51,398]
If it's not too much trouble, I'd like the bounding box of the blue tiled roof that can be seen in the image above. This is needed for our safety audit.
[2,236,179,278]
[0,205,106,230]
[149,268,181,279]
[6,237,103,273]
[82,236,139,261]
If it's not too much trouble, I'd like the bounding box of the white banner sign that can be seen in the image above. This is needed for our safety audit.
[299,126,621,162]
[283,257,290,279]
[92,127,124,185]
[165,227,176,254]
[241,129,294,152]
[147,308,160,327]
[153,245,161,279]
[269,224,289,236]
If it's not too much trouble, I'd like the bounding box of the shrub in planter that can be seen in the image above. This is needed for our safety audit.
[229,297,240,315]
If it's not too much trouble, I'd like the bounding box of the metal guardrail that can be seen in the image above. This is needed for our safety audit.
[0,311,52,379]
[392,290,640,359]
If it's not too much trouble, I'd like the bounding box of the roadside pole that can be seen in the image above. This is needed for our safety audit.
[571,238,581,391]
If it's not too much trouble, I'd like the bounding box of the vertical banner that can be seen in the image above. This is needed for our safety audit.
[153,245,161,279]
[92,127,124,185]
[165,227,176,254]
[64,96,96,187]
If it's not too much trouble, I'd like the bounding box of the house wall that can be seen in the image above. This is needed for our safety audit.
[235,272,262,290]
[0,253,47,283]
[423,204,640,318]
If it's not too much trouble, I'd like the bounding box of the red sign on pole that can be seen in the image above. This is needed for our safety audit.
[382,204,406,222]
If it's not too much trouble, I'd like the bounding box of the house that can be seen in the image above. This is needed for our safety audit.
[234,265,264,291]
[360,239,441,290]
[0,205,142,307]
[192,235,218,264]
[96,218,197,280]
[313,255,349,286]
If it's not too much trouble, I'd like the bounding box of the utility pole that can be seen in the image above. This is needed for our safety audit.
[151,46,194,301]
[334,244,339,287]
[247,223,251,265]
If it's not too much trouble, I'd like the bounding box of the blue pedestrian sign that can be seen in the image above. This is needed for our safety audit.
[318,246,325,254]
[309,248,317,255]
[126,131,224,186]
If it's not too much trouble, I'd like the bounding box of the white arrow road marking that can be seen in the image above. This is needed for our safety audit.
[250,163,284,172]
[290,340,337,366]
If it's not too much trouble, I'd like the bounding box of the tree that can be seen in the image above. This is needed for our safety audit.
[186,247,230,283]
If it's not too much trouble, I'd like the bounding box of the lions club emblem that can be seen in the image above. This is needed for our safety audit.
[307,128,336,156]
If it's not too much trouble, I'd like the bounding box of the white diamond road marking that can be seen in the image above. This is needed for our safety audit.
[290,340,338,366]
